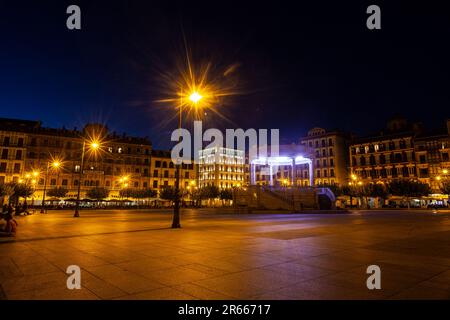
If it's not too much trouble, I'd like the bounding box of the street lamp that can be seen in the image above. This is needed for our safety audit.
[74,140,100,217]
[41,160,61,213]
[172,90,204,229]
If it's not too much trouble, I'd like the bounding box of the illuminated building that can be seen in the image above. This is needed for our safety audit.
[150,149,197,193]
[250,144,314,187]
[198,146,245,189]
[349,116,419,184]
[0,118,152,202]
[299,128,351,186]
[414,119,450,192]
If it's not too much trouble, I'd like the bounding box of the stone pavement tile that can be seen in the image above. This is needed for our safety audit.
[389,284,450,300]
[428,270,450,285]
[17,259,60,276]
[6,285,99,300]
[298,255,367,272]
[173,283,236,300]
[183,263,231,277]
[1,271,67,295]
[116,257,179,274]
[117,287,197,300]
[83,265,166,294]
[193,276,268,299]
[249,291,299,300]
[223,269,307,292]
[0,258,23,282]
[46,254,110,271]
[144,266,214,286]
[262,262,333,282]
[81,271,127,299]
[195,258,252,273]
[276,279,383,300]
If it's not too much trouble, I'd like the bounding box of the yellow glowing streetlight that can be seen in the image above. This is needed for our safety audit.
[443,169,449,175]
[436,176,441,181]
[41,159,62,213]
[33,171,39,177]
[351,174,357,181]
[189,91,203,104]
[74,139,104,217]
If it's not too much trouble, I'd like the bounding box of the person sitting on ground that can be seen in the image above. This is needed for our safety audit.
[0,213,18,237]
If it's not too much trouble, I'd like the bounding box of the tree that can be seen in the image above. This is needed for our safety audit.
[0,183,15,206]
[200,185,219,207]
[159,186,179,202]
[219,189,233,206]
[11,183,34,205]
[440,181,450,196]
[47,187,68,198]
[86,187,109,201]
[388,180,431,209]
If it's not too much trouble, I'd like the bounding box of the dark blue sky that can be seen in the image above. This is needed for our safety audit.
[1,1,449,149]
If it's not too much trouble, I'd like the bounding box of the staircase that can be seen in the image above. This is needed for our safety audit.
[233,185,334,212]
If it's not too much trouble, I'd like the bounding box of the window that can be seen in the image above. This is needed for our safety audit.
[330,159,334,167]
[105,180,110,187]
[15,150,22,160]
[1,149,8,159]
[316,170,321,178]
[184,172,189,179]
[3,137,10,146]
[0,162,6,173]
[50,179,56,186]
[155,161,161,167]
[143,182,148,188]
[164,170,169,178]
[153,180,158,188]
[75,165,80,172]
[153,169,158,177]
[62,179,68,186]
[134,181,139,188]
[13,163,20,173]
[330,169,335,177]
[328,138,333,146]
[17,138,24,147]
[162,161,168,168]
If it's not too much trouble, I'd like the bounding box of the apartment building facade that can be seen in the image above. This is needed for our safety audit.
[299,127,350,186]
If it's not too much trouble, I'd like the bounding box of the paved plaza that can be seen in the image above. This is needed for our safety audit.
[1,208,450,300]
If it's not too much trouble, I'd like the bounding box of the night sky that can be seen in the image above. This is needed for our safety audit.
[1,1,449,149]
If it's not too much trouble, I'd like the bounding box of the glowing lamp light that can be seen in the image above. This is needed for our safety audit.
[189,91,203,104]
[443,169,449,175]
[52,161,61,168]
[91,142,99,150]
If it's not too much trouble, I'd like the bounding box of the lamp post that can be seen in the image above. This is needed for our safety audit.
[41,161,61,213]
[74,140,99,217]
[172,91,203,228]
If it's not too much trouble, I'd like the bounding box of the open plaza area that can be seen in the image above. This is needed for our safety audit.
[1,209,450,300]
